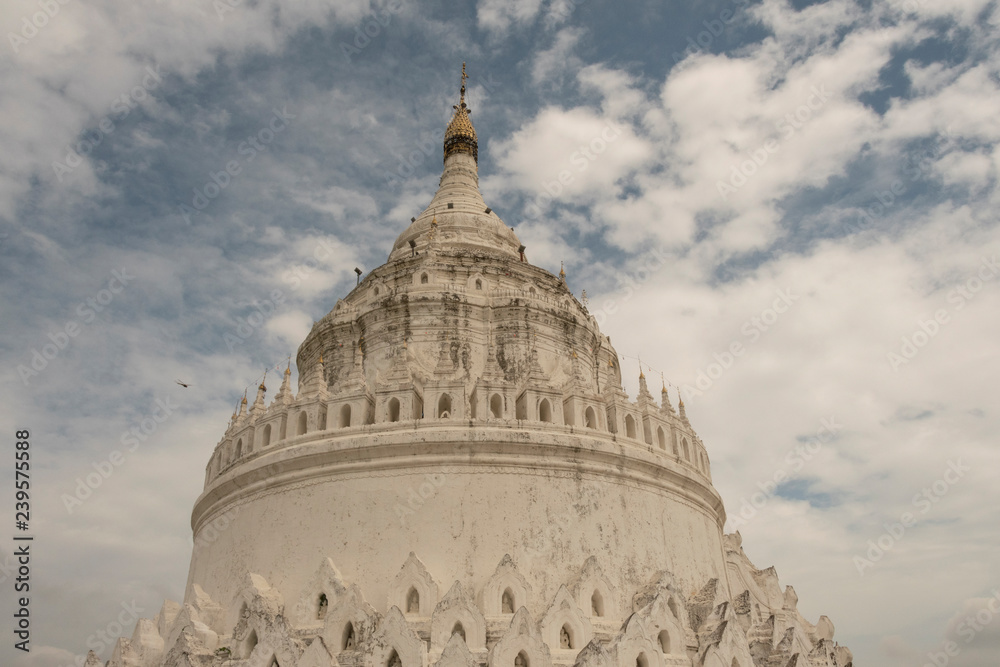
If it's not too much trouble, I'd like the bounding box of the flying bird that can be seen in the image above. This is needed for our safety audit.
[176,380,192,388]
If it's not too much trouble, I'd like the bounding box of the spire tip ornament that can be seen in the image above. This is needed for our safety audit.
[443,62,478,163]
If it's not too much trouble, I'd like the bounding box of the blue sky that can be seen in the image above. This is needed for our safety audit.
[1,0,999,665]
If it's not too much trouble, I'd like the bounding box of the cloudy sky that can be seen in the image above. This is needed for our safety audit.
[1,0,999,665]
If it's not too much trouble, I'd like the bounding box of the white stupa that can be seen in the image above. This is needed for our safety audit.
[88,65,853,667]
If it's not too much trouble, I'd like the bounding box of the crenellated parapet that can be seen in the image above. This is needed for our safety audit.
[94,548,850,667]
[204,351,711,490]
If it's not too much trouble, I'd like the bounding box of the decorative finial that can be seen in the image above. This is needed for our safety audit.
[259,370,267,391]
[318,352,324,364]
[559,262,566,281]
[241,390,247,405]
[460,61,467,108]
[444,62,478,163]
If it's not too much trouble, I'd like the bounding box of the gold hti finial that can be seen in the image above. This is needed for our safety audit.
[559,262,566,281]
[444,62,478,163]
[259,369,267,391]
[241,389,247,404]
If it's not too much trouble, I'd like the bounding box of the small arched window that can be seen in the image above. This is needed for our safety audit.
[406,587,420,614]
[297,411,308,435]
[374,286,380,296]
[625,415,637,439]
[585,406,597,429]
[387,649,402,667]
[262,423,271,448]
[682,437,690,461]
[245,629,258,656]
[342,622,356,650]
[490,393,503,418]
[475,279,482,290]
[317,593,328,619]
[515,651,529,667]
[657,426,666,450]
[420,273,429,284]
[636,653,649,667]
[560,624,574,649]
[658,630,670,653]
[452,622,466,641]
[539,398,553,423]
[502,588,515,614]
[339,404,352,428]
[235,438,243,458]
[591,590,604,617]
[437,394,452,419]
[388,398,400,423]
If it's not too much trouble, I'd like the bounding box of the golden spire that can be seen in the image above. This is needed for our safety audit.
[259,369,267,391]
[559,262,566,282]
[443,62,478,163]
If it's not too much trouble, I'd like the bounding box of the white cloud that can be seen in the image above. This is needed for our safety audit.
[476,0,545,35]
